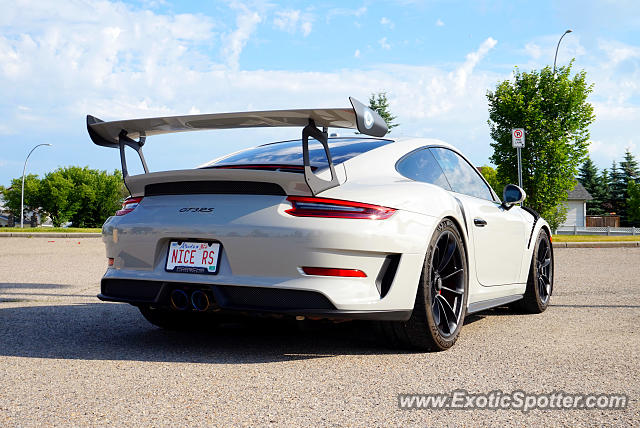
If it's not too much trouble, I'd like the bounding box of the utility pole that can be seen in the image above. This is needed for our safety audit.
[21,143,52,228]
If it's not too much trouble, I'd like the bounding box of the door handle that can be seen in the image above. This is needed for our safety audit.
[474,218,487,227]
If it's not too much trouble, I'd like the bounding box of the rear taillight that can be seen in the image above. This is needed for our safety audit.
[116,197,143,216]
[285,196,396,220]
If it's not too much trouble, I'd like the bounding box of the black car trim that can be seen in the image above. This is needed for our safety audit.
[98,279,413,321]
[467,294,523,314]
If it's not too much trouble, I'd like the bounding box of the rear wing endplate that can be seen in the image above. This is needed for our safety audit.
[87,97,388,196]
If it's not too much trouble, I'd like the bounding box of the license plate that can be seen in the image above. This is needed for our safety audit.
[165,241,221,274]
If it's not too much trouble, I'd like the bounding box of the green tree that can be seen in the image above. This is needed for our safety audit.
[627,180,640,226]
[368,92,398,132]
[619,149,639,224]
[578,156,604,215]
[478,165,504,195]
[1,174,42,219]
[487,61,595,230]
[37,167,124,227]
[619,149,639,184]
[38,169,78,226]
[81,168,125,227]
[608,160,626,218]
[599,168,613,214]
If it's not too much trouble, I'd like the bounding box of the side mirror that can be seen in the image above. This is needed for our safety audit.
[502,184,526,210]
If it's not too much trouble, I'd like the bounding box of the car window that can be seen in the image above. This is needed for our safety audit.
[429,147,494,201]
[202,138,393,169]
[396,148,451,190]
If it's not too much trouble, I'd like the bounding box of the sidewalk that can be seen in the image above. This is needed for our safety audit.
[0,232,102,238]
[552,241,640,248]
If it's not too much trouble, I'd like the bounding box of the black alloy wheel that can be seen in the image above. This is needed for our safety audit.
[518,229,554,313]
[375,219,468,351]
[536,235,552,305]
[429,230,466,337]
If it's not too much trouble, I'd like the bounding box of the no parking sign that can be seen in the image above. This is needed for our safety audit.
[512,128,525,148]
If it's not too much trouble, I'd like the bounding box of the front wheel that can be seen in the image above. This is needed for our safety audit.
[376,219,468,351]
[519,229,553,313]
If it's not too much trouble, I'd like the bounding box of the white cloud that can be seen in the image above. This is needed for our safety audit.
[222,3,262,70]
[0,2,506,174]
[435,19,444,27]
[589,139,638,165]
[301,21,312,37]
[454,37,497,94]
[2,1,639,180]
[521,33,586,65]
[597,39,640,67]
[273,9,313,37]
[593,102,640,121]
[524,42,542,59]
[380,17,395,29]
[326,6,367,21]
[274,10,300,31]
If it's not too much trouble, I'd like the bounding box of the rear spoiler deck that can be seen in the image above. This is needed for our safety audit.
[87,97,388,196]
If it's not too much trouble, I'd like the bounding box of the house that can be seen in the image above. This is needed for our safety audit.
[560,182,593,227]
[0,196,9,227]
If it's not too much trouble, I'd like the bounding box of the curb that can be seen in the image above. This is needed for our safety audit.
[552,241,640,248]
[0,232,102,238]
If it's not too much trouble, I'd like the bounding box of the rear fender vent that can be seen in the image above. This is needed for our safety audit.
[376,254,401,298]
[144,181,286,196]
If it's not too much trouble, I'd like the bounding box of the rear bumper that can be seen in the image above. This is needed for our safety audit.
[98,278,412,320]
[101,199,437,315]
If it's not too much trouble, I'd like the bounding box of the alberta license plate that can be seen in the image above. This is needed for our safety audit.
[165,241,221,274]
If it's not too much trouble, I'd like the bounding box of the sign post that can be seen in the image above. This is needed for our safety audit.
[511,128,525,189]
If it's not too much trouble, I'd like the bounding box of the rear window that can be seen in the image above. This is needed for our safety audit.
[202,138,393,170]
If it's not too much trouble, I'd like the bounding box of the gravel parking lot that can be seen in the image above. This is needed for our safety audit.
[0,238,638,426]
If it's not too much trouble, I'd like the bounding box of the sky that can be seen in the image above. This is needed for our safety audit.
[1,0,639,185]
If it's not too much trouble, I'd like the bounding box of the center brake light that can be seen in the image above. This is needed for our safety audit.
[285,196,396,220]
[116,197,143,216]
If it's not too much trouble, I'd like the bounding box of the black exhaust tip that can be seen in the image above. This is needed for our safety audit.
[169,289,189,311]
[191,290,211,312]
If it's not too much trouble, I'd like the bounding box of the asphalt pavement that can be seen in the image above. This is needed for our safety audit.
[0,238,638,426]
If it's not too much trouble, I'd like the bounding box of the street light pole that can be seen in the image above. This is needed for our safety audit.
[553,29,573,76]
[21,143,52,228]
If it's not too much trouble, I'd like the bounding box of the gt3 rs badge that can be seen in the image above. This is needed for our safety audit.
[179,208,215,213]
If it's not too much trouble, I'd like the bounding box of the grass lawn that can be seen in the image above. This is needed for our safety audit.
[0,227,101,233]
[552,234,640,242]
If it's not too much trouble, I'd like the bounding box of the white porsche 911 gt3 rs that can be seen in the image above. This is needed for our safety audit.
[88,97,553,351]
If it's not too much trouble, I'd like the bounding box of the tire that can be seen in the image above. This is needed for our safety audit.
[376,219,469,351]
[518,228,553,313]
[138,305,217,331]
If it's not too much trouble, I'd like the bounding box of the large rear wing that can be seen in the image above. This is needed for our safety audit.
[87,97,388,196]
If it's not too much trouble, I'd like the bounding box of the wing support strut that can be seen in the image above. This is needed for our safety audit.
[302,119,339,196]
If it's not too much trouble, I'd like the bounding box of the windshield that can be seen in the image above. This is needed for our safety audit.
[202,138,393,170]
